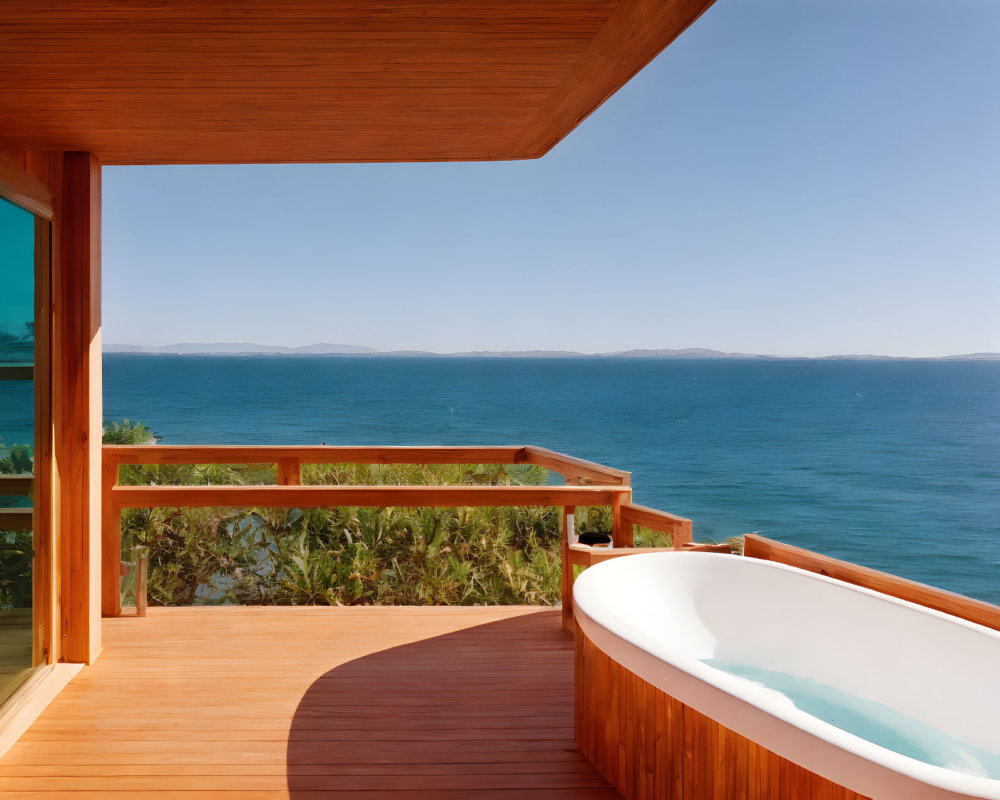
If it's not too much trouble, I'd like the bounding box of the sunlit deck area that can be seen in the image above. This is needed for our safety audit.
[6,3,995,798]
[0,606,619,799]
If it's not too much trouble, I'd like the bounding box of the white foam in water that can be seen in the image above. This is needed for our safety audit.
[702,658,1000,779]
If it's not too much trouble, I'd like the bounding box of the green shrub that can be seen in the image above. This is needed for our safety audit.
[0,444,32,475]
[114,454,566,607]
[102,419,156,445]
[0,530,32,609]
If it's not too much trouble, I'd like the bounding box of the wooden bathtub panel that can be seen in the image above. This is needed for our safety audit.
[575,625,873,800]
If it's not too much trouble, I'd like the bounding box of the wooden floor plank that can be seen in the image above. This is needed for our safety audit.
[0,606,619,797]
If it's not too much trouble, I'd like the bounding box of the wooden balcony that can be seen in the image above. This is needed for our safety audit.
[2,445,998,798]
[0,606,620,799]
[0,444,696,796]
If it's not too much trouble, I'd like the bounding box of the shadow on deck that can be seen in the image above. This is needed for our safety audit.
[0,606,619,799]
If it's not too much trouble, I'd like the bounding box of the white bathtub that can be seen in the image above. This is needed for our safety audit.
[573,552,1000,800]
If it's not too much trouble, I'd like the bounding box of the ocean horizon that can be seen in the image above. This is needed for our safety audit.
[102,354,1000,605]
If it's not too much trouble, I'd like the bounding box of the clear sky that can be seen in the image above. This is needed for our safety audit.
[103,0,999,357]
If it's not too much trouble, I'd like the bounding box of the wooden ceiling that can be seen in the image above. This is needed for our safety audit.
[0,0,716,165]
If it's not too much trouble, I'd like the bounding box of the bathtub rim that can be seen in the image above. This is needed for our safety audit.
[572,552,1000,800]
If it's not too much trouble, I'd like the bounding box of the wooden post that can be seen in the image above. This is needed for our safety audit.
[100,458,121,617]
[611,490,633,547]
[135,556,148,618]
[560,505,575,633]
[277,458,301,486]
[54,152,102,663]
[673,518,693,550]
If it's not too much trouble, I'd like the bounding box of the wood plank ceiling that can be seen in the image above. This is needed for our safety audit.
[0,0,716,164]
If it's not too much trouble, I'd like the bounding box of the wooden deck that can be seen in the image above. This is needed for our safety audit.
[0,606,619,799]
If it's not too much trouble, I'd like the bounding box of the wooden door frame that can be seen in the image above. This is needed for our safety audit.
[1,151,103,669]
[0,152,100,758]
[0,164,55,671]
[32,215,55,668]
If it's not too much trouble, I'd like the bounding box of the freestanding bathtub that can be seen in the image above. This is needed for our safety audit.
[573,552,1000,800]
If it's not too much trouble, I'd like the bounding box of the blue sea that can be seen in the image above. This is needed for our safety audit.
[103,355,1000,605]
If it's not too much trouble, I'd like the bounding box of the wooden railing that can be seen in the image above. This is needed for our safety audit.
[101,445,631,485]
[744,534,1000,633]
[560,501,694,630]
[0,509,33,531]
[0,364,33,381]
[101,444,690,624]
[0,475,33,531]
[0,475,34,496]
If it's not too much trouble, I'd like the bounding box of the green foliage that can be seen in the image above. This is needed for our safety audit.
[105,418,704,608]
[102,419,156,445]
[0,443,33,607]
[0,530,33,609]
[0,444,32,475]
[116,457,564,607]
[633,525,673,548]
[576,506,612,534]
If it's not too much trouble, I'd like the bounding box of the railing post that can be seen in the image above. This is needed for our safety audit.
[673,518,693,550]
[135,555,148,617]
[100,456,122,617]
[277,458,301,486]
[611,490,633,547]
[560,504,575,633]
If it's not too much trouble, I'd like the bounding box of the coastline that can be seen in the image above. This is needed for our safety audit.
[101,349,1000,362]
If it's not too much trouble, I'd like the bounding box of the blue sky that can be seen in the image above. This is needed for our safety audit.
[103,0,999,357]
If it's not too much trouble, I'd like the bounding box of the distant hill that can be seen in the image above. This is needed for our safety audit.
[604,348,759,359]
[938,353,1000,361]
[817,352,1000,361]
[443,349,588,358]
[103,343,1000,361]
[104,342,376,355]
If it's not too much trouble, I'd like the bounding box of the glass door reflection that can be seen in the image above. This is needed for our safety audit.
[0,194,36,703]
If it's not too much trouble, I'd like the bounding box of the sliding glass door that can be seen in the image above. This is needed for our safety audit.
[0,194,37,703]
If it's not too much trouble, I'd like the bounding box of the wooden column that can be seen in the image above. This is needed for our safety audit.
[53,152,102,664]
